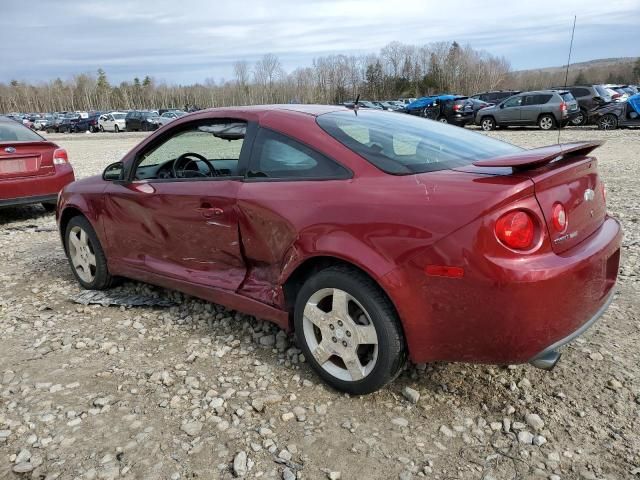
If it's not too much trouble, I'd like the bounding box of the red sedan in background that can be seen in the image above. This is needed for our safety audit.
[0,116,75,211]
[57,105,621,394]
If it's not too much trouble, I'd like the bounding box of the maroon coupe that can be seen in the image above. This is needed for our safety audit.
[57,105,621,394]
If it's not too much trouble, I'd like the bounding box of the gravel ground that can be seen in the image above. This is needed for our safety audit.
[0,127,638,480]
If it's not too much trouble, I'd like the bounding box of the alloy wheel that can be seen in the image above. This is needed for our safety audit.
[481,118,494,131]
[68,226,97,283]
[599,115,616,130]
[302,288,379,382]
[539,116,554,130]
[571,112,585,126]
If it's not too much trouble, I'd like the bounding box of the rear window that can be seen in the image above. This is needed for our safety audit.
[560,92,575,102]
[316,111,522,175]
[0,121,44,142]
[595,85,610,98]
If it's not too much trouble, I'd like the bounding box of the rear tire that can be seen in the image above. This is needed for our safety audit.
[99,125,104,132]
[538,114,556,130]
[597,114,617,130]
[438,116,448,124]
[480,117,496,131]
[294,265,406,395]
[114,124,120,133]
[64,216,116,290]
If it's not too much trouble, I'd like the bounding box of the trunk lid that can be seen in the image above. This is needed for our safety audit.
[0,141,57,180]
[460,142,606,253]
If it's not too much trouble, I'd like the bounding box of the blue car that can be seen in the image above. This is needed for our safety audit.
[404,94,474,127]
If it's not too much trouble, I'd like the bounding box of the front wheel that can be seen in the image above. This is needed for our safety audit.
[438,116,448,124]
[597,114,617,130]
[480,117,496,131]
[571,110,587,126]
[114,124,120,133]
[64,216,115,290]
[538,114,556,130]
[294,266,406,394]
[99,125,104,132]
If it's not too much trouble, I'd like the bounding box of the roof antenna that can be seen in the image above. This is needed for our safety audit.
[559,15,577,146]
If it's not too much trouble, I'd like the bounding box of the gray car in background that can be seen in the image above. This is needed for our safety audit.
[475,90,579,131]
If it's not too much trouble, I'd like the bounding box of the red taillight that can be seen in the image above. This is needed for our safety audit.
[560,101,567,112]
[453,104,462,111]
[53,148,68,165]
[495,210,535,250]
[551,203,567,232]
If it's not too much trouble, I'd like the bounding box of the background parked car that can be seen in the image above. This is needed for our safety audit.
[157,110,185,126]
[468,98,493,116]
[475,90,579,131]
[99,112,127,132]
[34,114,55,131]
[125,110,161,131]
[405,95,474,126]
[591,93,640,130]
[470,90,520,104]
[553,85,613,125]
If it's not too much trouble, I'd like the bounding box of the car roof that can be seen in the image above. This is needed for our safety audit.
[199,104,346,117]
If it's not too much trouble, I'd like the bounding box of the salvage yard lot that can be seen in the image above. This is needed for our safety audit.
[0,127,638,479]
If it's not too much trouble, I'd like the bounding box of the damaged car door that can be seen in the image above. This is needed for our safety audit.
[102,120,251,291]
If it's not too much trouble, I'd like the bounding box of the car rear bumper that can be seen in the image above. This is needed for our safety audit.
[388,216,622,364]
[0,164,75,207]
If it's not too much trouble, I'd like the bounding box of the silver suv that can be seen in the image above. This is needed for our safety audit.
[475,90,579,131]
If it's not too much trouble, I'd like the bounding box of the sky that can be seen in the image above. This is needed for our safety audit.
[1,0,638,85]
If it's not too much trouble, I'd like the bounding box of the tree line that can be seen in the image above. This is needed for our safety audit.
[1,41,639,113]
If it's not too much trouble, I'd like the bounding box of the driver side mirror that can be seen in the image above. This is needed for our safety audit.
[499,103,505,109]
[103,161,125,182]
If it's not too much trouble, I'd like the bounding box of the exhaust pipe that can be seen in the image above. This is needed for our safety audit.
[529,350,561,371]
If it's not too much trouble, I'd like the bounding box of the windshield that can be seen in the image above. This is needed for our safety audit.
[317,110,522,174]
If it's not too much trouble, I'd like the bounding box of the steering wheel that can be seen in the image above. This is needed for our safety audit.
[172,152,218,178]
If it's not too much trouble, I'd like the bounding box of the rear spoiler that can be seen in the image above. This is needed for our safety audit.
[473,141,603,170]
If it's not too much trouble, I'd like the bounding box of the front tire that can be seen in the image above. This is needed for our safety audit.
[480,117,496,131]
[538,114,556,130]
[294,266,406,394]
[597,114,617,130]
[114,124,120,133]
[438,116,448,124]
[571,109,587,126]
[64,216,115,290]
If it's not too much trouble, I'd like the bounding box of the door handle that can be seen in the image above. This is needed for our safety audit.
[196,205,223,218]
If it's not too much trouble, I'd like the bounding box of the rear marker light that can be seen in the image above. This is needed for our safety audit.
[425,265,464,278]
[495,210,535,250]
[551,203,567,232]
[53,148,68,165]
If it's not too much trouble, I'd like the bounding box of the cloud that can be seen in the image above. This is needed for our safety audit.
[0,0,638,84]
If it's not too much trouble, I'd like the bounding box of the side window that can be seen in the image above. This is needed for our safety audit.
[248,128,349,180]
[571,88,590,98]
[503,96,522,108]
[537,94,553,104]
[135,121,246,180]
[522,95,537,106]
